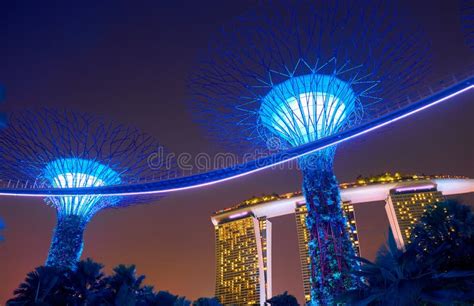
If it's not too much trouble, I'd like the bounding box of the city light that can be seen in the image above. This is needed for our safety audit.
[44,158,121,218]
[395,184,436,193]
[260,74,356,147]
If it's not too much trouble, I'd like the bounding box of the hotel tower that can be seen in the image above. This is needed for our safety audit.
[385,182,445,249]
[213,214,271,304]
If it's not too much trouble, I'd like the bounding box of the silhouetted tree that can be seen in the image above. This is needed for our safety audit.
[153,290,179,305]
[7,266,70,306]
[8,260,192,306]
[193,297,222,306]
[410,200,474,271]
[69,258,107,304]
[174,296,192,306]
[338,201,474,305]
[266,291,299,306]
[101,264,145,305]
[339,236,474,304]
[106,264,145,291]
[136,289,191,306]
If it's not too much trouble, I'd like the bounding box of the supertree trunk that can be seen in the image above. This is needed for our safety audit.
[301,156,358,305]
[45,214,86,270]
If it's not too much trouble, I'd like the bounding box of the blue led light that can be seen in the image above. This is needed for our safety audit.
[43,158,121,218]
[260,74,357,147]
[187,1,434,302]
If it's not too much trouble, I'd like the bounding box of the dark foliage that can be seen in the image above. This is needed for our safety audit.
[192,297,221,306]
[159,291,179,305]
[410,200,474,271]
[266,291,299,306]
[337,200,474,305]
[7,266,71,306]
[7,259,192,306]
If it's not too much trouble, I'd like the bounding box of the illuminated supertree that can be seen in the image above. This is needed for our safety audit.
[190,1,430,303]
[0,109,172,270]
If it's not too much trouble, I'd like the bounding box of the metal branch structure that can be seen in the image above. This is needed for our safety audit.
[0,108,173,270]
[461,0,474,49]
[0,85,6,128]
[189,1,431,303]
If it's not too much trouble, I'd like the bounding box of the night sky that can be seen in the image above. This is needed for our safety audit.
[0,1,473,304]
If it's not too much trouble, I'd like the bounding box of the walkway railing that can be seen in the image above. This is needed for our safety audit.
[0,75,472,197]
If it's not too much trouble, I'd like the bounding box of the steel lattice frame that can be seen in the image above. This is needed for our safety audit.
[461,0,474,49]
[189,0,431,303]
[0,108,173,269]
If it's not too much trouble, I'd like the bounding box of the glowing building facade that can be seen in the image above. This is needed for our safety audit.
[213,213,271,305]
[343,202,360,255]
[385,183,445,249]
[213,200,361,305]
[295,203,312,302]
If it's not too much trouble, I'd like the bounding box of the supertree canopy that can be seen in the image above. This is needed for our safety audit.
[259,73,357,149]
[0,109,173,270]
[190,0,430,304]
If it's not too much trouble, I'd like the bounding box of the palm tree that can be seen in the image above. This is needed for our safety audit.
[151,291,179,305]
[410,200,474,271]
[338,230,474,304]
[8,260,194,305]
[192,297,222,306]
[101,264,146,306]
[174,296,192,306]
[136,285,156,305]
[68,258,106,304]
[7,266,70,306]
[106,264,145,291]
[266,291,299,306]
